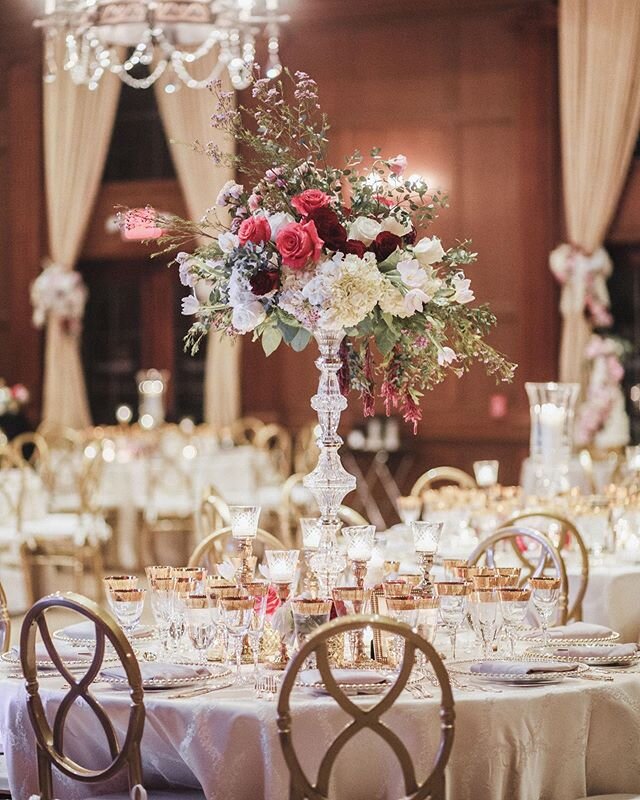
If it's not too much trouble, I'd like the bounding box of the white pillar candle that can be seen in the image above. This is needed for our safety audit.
[539,403,566,464]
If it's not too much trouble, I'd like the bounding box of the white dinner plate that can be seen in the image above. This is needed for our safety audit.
[525,646,640,668]
[449,659,588,686]
[53,624,156,648]
[1,649,117,672]
[101,663,230,691]
[295,668,420,696]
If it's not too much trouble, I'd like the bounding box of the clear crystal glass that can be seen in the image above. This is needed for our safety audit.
[525,382,579,498]
[229,505,261,539]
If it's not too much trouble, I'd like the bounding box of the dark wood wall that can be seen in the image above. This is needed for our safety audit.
[1,0,562,484]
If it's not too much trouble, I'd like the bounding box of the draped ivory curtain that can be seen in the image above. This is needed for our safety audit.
[154,76,240,427]
[556,0,640,382]
[41,46,122,430]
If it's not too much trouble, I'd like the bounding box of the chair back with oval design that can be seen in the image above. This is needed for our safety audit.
[195,486,231,541]
[187,525,283,572]
[468,525,570,624]
[277,614,455,800]
[11,432,51,490]
[503,511,588,622]
[0,580,10,654]
[254,423,293,480]
[410,467,476,498]
[224,416,265,446]
[20,592,145,800]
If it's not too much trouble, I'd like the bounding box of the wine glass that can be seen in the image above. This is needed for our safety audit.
[498,588,531,657]
[219,595,254,686]
[147,576,174,652]
[103,575,138,611]
[171,566,207,593]
[184,594,215,664]
[169,576,197,650]
[245,581,270,682]
[468,590,499,658]
[292,598,332,668]
[529,577,561,647]
[385,597,418,666]
[109,588,145,639]
[436,582,469,661]
[332,587,371,665]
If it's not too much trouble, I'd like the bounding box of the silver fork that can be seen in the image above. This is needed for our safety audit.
[255,673,279,700]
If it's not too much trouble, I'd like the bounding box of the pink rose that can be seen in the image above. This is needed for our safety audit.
[291,189,331,217]
[388,154,407,175]
[248,193,262,212]
[238,215,271,246]
[276,220,324,270]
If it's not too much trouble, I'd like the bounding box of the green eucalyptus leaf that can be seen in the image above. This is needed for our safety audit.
[375,325,399,356]
[262,326,283,357]
[291,327,312,352]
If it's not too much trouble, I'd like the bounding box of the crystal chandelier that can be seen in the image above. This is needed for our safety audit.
[36,1,289,91]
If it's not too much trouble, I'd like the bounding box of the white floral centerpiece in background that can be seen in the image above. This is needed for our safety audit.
[30,262,88,337]
[0,381,29,415]
[133,70,514,432]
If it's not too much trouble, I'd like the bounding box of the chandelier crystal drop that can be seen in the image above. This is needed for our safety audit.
[36,0,289,91]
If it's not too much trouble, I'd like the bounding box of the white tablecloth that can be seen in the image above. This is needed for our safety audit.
[2,668,640,800]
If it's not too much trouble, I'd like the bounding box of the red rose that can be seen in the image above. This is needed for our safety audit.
[291,188,331,217]
[343,239,367,257]
[307,207,347,252]
[238,215,271,246]
[404,227,417,245]
[371,231,402,262]
[276,220,324,270]
[249,268,280,296]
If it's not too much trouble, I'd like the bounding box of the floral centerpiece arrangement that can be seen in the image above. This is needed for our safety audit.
[139,70,515,431]
[30,262,88,337]
[0,381,29,415]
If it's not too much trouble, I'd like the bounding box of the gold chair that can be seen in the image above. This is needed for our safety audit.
[410,467,476,498]
[194,486,231,541]
[468,525,570,625]
[277,614,455,800]
[254,423,293,480]
[187,525,283,572]
[338,505,369,527]
[10,432,51,490]
[0,580,9,654]
[20,591,205,800]
[504,510,589,623]
[225,416,265,446]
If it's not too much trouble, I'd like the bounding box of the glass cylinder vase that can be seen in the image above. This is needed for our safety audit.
[525,381,579,498]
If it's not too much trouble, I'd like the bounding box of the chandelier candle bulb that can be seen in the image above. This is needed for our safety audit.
[473,460,499,488]
[539,403,567,464]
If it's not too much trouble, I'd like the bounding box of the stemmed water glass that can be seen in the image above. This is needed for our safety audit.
[468,590,499,658]
[147,576,174,652]
[171,566,207,593]
[169,576,197,650]
[185,594,215,664]
[245,581,270,682]
[385,596,419,667]
[436,582,470,661]
[104,575,138,612]
[207,578,238,665]
[529,577,561,647]
[498,587,531,657]
[219,595,254,686]
[291,598,332,668]
[109,588,146,639]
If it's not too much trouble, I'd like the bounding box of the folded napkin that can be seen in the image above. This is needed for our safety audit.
[553,644,638,660]
[10,642,93,668]
[523,622,614,641]
[58,621,153,641]
[101,662,210,685]
[470,660,578,675]
[297,669,389,686]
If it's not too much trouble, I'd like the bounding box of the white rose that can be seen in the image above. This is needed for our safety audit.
[181,294,200,316]
[403,288,430,314]
[267,211,295,241]
[232,301,266,333]
[451,274,475,304]
[413,236,445,266]
[397,259,425,289]
[218,232,239,253]
[348,216,382,246]
[380,216,413,237]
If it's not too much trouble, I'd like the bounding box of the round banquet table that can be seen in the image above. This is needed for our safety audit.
[2,666,640,800]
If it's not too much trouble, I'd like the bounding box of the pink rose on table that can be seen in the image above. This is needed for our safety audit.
[291,189,331,217]
[238,215,272,246]
[388,154,407,175]
[276,220,324,270]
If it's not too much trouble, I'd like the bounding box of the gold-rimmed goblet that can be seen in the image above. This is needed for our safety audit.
[144,565,172,582]
[103,575,138,611]
[171,566,207,593]
[436,581,470,660]
[332,587,372,665]
[443,559,468,581]
[529,576,561,647]
[184,593,215,664]
[498,587,531,657]
[385,596,419,666]
[291,598,332,668]
[468,589,499,658]
[109,588,145,640]
[219,595,255,686]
